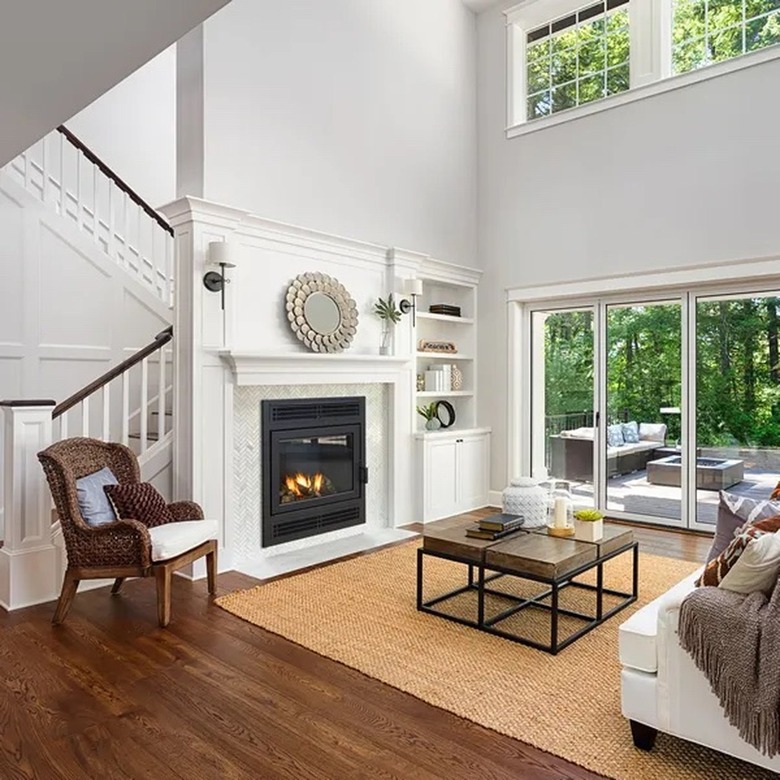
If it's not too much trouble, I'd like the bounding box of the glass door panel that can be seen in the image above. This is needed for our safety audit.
[531,308,595,508]
[695,294,780,526]
[605,302,683,524]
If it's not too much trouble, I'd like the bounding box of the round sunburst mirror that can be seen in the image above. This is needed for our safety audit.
[285,272,358,353]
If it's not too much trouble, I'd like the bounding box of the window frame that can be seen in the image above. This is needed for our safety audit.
[505,0,780,138]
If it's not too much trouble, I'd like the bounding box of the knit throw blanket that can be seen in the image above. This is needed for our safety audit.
[679,584,780,757]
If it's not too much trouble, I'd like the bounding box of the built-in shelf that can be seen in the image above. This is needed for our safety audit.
[416,391,474,398]
[415,352,473,361]
[414,426,492,440]
[416,312,474,325]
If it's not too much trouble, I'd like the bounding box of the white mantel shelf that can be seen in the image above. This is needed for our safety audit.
[217,350,412,386]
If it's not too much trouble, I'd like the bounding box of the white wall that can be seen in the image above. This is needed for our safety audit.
[476,4,780,491]
[67,47,177,209]
[0,0,229,167]
[195,0,478,266]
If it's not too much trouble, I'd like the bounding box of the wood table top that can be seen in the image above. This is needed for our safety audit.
[423,516,633,577]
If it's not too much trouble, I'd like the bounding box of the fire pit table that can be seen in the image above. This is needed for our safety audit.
[646,455,744,491]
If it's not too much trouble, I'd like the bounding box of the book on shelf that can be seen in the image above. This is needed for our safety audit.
[479,513,524,532]
[465,523,523,541]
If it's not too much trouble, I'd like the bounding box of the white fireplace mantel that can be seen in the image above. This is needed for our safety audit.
[218,350,411,386]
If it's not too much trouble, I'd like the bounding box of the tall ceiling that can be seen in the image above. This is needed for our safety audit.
[0,0,230,166]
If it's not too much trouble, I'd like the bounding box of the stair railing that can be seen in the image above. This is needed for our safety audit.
[53,326,173,454]
[3,125,173,304]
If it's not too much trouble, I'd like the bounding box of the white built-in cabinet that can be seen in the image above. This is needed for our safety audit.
[417,428,491,522]
[412,259,491,522]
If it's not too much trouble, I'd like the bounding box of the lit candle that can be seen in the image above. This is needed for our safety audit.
[553,497,567,528]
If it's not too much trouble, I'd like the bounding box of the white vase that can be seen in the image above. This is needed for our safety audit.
[502,477,547,527]
[574,518,604,542]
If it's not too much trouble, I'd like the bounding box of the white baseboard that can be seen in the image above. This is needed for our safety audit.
[0,545,59,611]
[488,490,503,507]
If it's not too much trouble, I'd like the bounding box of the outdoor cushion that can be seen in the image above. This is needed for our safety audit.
[148,519,218,562]
[560,427,594,439]
[622,421,640,443]
[639,423,667,442]
[75,466,118,527]
[607,424,625,447]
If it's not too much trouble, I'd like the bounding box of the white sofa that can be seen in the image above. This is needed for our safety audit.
[619,569,780,773]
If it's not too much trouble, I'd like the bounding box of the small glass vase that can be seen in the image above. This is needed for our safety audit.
[379,323,393,355]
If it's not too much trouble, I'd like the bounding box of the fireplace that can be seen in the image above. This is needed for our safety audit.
[261,397,367,546]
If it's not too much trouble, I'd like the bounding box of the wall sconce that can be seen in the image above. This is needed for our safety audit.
[203,241,236,310]
[399,278,423,326]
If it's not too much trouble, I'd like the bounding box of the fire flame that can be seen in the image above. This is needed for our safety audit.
[284,472,326,497]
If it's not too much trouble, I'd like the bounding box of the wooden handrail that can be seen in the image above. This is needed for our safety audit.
[56,125,174,237]
[53,327,173,419]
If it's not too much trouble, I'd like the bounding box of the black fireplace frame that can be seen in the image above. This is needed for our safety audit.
[261,397,367,547]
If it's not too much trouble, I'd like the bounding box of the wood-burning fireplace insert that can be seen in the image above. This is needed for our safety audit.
[261,397,367,547]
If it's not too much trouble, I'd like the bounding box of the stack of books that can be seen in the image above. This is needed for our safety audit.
[465,513,524,540]
[429,304,462,317]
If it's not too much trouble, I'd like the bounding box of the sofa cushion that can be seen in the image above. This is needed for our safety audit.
[619,568,702,673]
[147,519,218,562]
[75,466,118,527]
[707,492,780,563]
[639,422,667,442]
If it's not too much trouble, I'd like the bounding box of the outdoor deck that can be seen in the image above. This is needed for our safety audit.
[571,458,778,525]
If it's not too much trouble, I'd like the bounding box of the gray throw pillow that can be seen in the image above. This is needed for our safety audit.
[75,466,119,527]
[706,491,780,563]
[622,421,640,444]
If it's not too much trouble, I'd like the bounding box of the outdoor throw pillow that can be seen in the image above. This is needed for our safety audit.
[638,422,666,442]
[718,530,780,595]
[607,423,625,448]
[697,524,768,587]
[75,466,118,527]
[104,482,173,528]
[622,421,640,444]
[705,491,780,563]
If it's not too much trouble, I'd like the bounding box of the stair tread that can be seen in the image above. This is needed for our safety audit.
[128,431,163,441]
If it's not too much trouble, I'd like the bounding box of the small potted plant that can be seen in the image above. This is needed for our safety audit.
[417,402,441,431]
[373,294,402,355]
[573,508,604,542]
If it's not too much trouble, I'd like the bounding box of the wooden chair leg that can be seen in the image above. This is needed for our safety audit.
[111,578,125,595]
[155,565,172,628]
[206,543,217,596]
[52,570,80,625]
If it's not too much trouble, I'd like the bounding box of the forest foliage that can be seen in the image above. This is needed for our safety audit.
[542,298,780,448]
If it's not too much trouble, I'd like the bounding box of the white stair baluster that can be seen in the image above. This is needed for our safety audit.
[81,398,89,436]
[157,350,166,442]
[140,357,148,453]
[60,410,68,440]
[121,371,129,446]
[102,383,111,441]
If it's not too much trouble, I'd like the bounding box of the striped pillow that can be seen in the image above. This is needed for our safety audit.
[697,524,768,587]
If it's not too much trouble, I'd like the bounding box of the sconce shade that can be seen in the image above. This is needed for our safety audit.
[404,278,423,297]
[208,241,234,266]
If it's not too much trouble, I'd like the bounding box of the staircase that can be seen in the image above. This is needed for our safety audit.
[0,126,177,611]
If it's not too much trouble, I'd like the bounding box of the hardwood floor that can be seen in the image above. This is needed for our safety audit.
[0,512,709,780]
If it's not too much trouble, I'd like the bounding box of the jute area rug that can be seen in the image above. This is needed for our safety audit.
[217,542,774,780]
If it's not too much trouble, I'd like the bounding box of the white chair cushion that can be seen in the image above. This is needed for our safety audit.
[619,567,702,673]
[148,519,218,562]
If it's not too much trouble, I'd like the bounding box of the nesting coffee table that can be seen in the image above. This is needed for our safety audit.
[417,517,638,654]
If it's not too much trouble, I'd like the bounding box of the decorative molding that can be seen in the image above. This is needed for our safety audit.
[420,257,483,287]
[219,350,410,386]
[507,254,780,303]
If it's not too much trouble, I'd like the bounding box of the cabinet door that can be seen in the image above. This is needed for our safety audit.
[425,439,458,520]
[456,434,489,511]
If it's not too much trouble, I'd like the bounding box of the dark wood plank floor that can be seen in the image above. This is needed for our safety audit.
[0,511,710,780]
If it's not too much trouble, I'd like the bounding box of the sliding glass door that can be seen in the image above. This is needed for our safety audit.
[694,292,780,527]
[605,301,683,525]
[526,286,780,531]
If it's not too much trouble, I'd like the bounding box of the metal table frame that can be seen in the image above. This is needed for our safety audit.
[417,541,638,655]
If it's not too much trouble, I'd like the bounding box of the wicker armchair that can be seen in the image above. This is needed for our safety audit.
[38,437,216,627]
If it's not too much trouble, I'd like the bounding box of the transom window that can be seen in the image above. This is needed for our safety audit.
[507,0,780,134]
[526,0,630,121]
[672,0,780,74]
